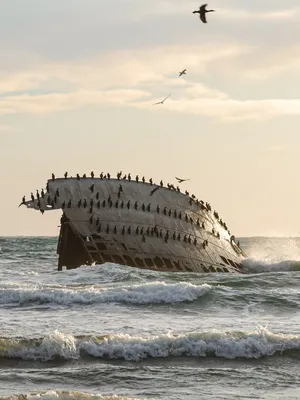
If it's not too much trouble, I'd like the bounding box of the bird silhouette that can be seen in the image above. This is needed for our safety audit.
[175,177,190,183]
[150,186,160,196]
[153,93,171,105]
[193,4,215,23]
[179,69,186,77]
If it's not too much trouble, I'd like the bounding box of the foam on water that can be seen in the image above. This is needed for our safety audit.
[0,391,141,400]
[0,281,211,306]
[1,328,300,362]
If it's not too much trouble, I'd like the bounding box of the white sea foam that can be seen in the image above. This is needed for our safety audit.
[0,281,211,306]
[1,328,300,362]
[0,390,141,400]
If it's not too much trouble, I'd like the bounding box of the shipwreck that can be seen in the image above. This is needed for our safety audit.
[20,172,246,273]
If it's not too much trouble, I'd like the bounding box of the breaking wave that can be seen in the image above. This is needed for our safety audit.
[0,391,140,400]
[243,258,300,273]
[0,281,211,306]
[1,328,300,362]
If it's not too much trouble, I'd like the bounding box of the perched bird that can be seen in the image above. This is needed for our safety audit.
[51,173,55,181]
[179,69,186,77]
[89,184,94,193]
[193,4,215,23]
[176,177,190,183]
[150,186,160,196]
[153,93,171,105]
[64,172,68,179]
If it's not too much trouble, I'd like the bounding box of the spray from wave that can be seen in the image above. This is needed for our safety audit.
[241,237,300,273]
[1,327,300,362]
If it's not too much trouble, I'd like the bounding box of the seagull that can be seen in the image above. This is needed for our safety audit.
[153,93,171,105]
[193,4,215,23]
[175,177,190,183]
[179,69,186,77]
[150,186,160,196]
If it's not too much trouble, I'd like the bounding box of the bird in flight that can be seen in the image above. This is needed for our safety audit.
[150,186,160,196]
[179,69,186,77]
[175,177,190,183]
[153,93,171,105]
[193,4,215,23]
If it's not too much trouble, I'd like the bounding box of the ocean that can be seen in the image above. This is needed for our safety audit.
[1,236,300,400]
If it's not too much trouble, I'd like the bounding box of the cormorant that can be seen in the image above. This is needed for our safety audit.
[41,189,45,198]
[179,211,182,219]
[179,69,186,77]
[54,195,57,204]
[174,210,177,218]
[168,209,172,217]
[127,200,131,209]
[36,190,40,200]
[119,184,123,193]
[31,192,34,202]
[100,172,103,179]
[142,203,145,211]
[147,203,151,212]
[90,199,94,207]
[97,224,102,233]
[176,177,190,183]
[83,174,86,178]
[96,192,99,200]
[56,188,60,197]
[77,174,80,180]
[123,174,127,180]
[107,173,110,179]
[128,226,131,234]
[146,227,150,236]
[62,201,66,209]
[142,176,145,183]
[136,175,139,182]
[89,184,94,193]
[64,172,68,179]
[89,206,93,214]
[149,178,153,185]
[78,199,82,208]
[193,4,215,23]
[121,201,124,209]
[136,226,140,235]
[160,180,163,187]
[46,182,49,193]
[122,226,125,235]
[96,217,100,226]
[128,173,131,181]
[150,186,160,196]
[97,200,100,208]
[163,207,167,215]
[134,201,138,210]
[89,216,93,224]
[91,171,94,178]
[84,199,87,208]
[68,200,72,208]
[140,227,144,235]
[115,200,119,208]
[114,226,117,234]
[173,232,176,240]
[51,173,55,181]
[22,195,25,204]
[153,93,171,105]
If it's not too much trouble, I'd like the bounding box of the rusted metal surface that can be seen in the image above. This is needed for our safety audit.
[22,176,245,273]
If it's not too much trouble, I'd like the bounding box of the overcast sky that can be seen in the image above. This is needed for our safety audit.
[1,0,300,237]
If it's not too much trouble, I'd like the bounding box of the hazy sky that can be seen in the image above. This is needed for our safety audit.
[1,0,300,237]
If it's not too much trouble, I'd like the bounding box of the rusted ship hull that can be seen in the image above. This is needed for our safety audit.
[22,175,246,273]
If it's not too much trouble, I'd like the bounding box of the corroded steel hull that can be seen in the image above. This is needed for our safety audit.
[22,176,245,273]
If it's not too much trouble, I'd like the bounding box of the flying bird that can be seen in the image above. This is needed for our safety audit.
[175,177,190,183]
[153,93,171,105]
[150,186,160,196]
[193,4,215,23]
[179,69,186,77]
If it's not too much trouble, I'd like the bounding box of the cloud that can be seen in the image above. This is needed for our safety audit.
[0,44,299,121]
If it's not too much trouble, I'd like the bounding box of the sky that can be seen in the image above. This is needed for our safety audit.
[1,0,300,237]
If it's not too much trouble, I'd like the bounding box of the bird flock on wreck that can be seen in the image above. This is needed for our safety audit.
[20,168,242,255]
[153,4,215,105]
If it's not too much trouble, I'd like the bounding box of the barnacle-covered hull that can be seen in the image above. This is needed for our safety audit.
[23,176,246,273]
